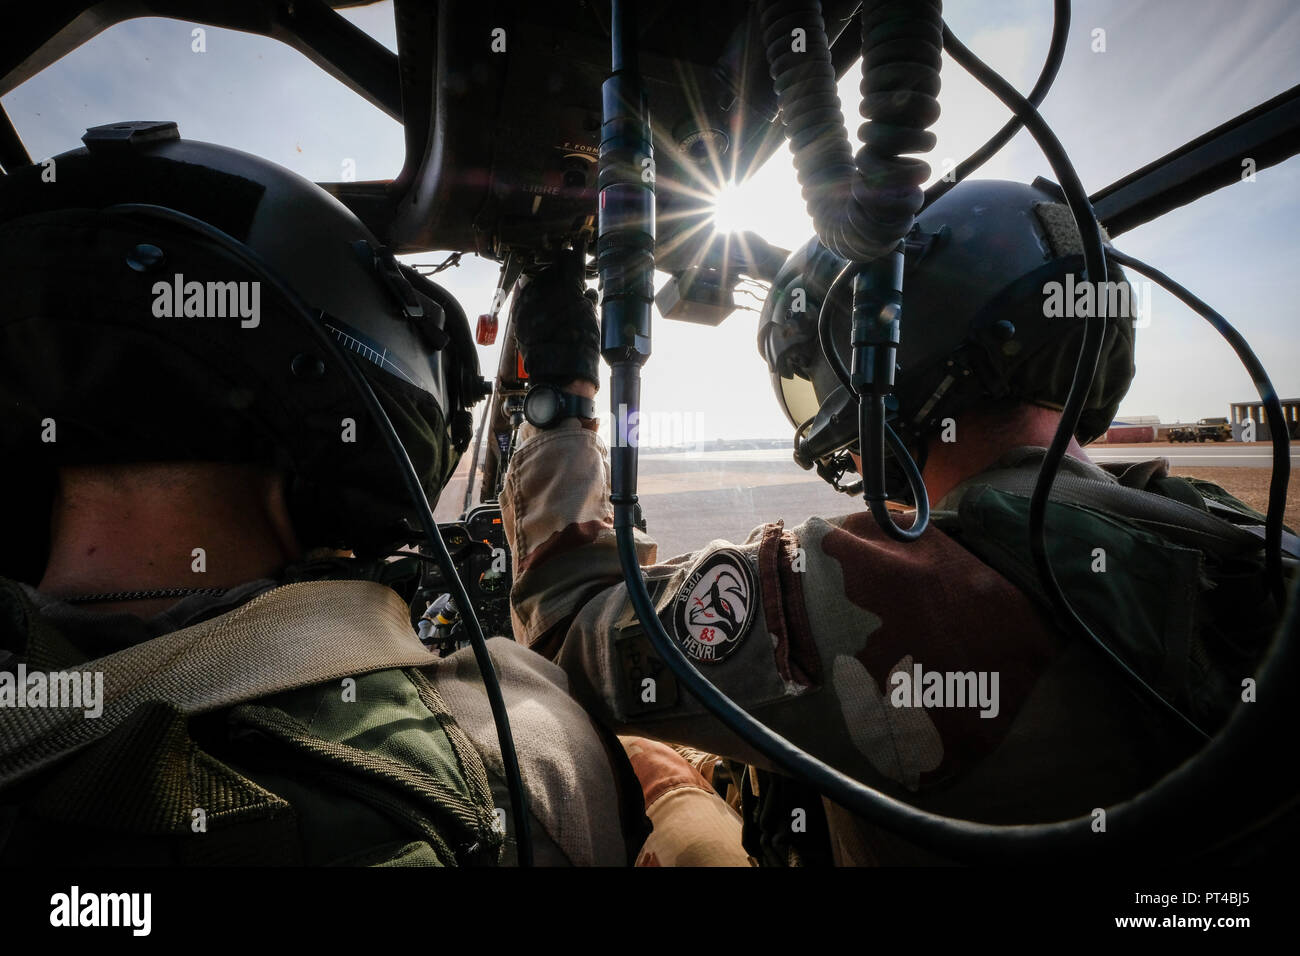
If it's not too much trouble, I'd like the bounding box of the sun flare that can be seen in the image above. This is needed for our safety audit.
[711,180,748,234]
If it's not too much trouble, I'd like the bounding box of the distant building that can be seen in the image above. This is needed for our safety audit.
[1103,424,1156,443]
[1097,415,1160,443]
[1229,399,1300,441]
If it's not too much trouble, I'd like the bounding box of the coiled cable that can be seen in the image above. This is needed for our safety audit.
[758,0,942,261]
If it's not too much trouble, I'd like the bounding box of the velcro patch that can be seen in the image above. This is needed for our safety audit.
[670,548,756,664]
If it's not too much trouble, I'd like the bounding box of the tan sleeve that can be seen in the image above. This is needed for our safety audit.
[500,418,873,773]
[499,418,658,654]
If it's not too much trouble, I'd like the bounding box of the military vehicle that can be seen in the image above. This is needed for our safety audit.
[1169,416,1233,442]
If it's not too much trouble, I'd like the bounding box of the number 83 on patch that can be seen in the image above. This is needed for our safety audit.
[671,548,756,664]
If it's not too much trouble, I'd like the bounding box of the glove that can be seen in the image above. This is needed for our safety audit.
[512,249,601,387]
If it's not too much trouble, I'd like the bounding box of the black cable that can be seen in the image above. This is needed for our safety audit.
[612,430,1300,861]
[923,0,1071,209]
[815,269,918,489]
[859,396,929,539]
[105,203,535,864]
[599,0,1297,861]
[940,29,1210,740]
[812,269,928,522]
[816,1,1071,531]
[818,260,855,391]
[817,254,930,539]
[823,15,1212,728]
[1107,247,1290,602]
[760,0,941,544]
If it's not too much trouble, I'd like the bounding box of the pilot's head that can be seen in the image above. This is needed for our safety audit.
[758,179,1138,494]
[0,122,487,583]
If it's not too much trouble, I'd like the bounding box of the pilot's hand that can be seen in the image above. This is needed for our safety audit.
[512,248,601,389]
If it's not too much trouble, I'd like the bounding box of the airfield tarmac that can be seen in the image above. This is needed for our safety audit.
[441,441,1297,559]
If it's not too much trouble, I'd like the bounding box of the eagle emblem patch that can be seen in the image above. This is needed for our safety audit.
[671,548,756,664]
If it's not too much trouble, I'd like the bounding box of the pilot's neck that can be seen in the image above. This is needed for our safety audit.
[38,462,302,619]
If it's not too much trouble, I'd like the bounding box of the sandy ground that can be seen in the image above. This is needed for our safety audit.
[1089,441,1295,527]
[1162,465,1297,528]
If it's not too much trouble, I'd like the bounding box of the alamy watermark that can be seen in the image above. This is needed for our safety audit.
[1042,273,1152,328]
[152,274,260,328]
[50,886,150,936]
[0,665,103,718]
[889,662,1000,719]
[609,403,708,450]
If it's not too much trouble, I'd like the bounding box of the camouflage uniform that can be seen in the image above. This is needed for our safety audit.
[0,576,644,866]
[502,418,1206,864]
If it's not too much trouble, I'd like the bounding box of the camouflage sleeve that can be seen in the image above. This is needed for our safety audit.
[499,418,660,658]
[500,417,900,776]
[502,425,1195,835]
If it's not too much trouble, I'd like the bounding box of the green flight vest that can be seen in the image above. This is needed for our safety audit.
[0,579,504,866]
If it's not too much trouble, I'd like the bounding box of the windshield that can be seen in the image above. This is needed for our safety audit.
[2,4,403,182]
[6,0,1297,541]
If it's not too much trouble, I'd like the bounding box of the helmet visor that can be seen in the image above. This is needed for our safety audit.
[775,372,822,428]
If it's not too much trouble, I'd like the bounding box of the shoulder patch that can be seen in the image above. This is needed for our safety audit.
[671,547,756,664]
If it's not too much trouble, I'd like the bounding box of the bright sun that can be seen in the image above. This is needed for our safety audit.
[711,181,748,234]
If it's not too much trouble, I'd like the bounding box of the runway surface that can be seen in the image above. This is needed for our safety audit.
[440,440,1293,558]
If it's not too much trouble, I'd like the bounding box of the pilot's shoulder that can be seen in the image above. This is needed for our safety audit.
[428,638,630,866]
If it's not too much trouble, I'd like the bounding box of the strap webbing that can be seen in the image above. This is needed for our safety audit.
[0,580,436,787]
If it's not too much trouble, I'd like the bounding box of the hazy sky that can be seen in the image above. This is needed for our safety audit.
[4,0,1298,439]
